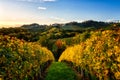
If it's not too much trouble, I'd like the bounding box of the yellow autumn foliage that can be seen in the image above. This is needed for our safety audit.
[59,28,120,79]
[0,35,54,80]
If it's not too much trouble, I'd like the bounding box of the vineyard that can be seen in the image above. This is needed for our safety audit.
[0,35,54,80]
[0,22,120,80]
[59,28,120,79]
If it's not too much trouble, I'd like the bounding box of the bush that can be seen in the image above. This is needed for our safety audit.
[0,35,54,80]
[52,39,66,60]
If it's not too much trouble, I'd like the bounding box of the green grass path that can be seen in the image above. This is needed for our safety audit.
[45,62,76,80]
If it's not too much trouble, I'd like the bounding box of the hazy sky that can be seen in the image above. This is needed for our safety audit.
[0,0,120,26]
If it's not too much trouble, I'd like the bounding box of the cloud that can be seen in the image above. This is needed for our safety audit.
[38,6,47,10]
[50,16,65,21]
[105,19,120,23]
[17,0,56,2]
[105,19,116,22]
[42,0,56,2]
[17,0,34,2]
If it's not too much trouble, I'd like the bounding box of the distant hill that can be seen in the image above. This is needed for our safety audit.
[62,20,110,30]
[20,20,119,31]
[21,23,48,31]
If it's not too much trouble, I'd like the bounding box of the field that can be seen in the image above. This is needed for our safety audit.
[0,21,120,80]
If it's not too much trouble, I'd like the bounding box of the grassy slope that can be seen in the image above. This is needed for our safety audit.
[45,62,76,80]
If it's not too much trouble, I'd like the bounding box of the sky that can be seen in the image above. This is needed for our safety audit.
[0,0,120,27]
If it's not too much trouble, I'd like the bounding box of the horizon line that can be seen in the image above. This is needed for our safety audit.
[0,19,120,28]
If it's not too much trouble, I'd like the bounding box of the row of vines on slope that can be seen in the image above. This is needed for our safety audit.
[59,28,120,80]
[0,35,55,80]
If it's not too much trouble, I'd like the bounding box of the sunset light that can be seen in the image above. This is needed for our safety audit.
[0,0,120,27]
[0,0,120,80]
